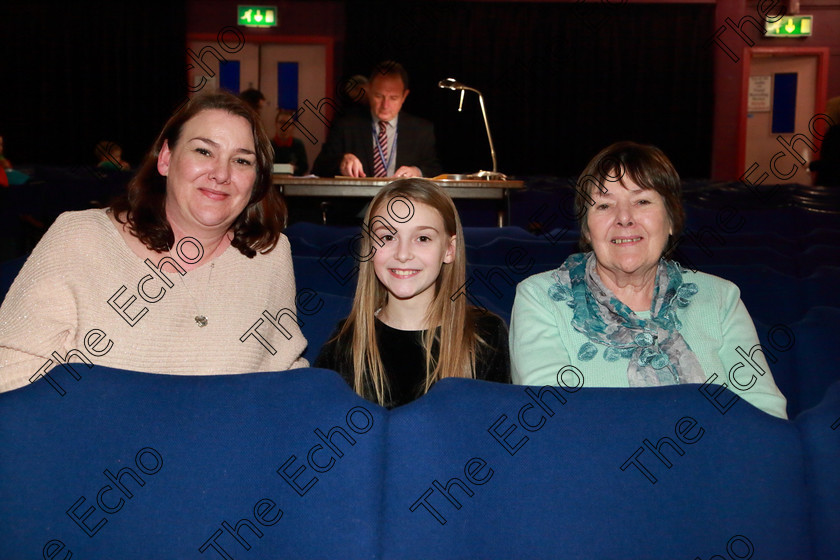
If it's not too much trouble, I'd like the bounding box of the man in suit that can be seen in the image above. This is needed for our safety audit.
[312,61,442,178]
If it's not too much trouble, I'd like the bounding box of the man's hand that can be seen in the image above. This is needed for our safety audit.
[393,166,422,178]
[340,153,366,177]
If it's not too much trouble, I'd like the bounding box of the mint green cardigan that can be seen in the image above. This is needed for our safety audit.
[509,268,789,419]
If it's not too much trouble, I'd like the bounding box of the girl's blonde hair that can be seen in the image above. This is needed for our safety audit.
[336,178,480,406]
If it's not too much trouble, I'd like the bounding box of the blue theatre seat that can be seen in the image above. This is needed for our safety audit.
[293,255,358,298]
[0,368,385,559]
[1,366,833,559]
[754,317,798,418]
[793,307,840,414]
[801,244,840,270]
[463,226,541,246]
[801,267,840,316]
[284,222,359,247]
[286,236,337,258]
[466,237,576,268]
[297,291,353,363]
[701,264,804,326]
[673,245,796,276]
[796,380,840,560]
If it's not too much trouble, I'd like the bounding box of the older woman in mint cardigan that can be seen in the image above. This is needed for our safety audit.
[510,142,788,419]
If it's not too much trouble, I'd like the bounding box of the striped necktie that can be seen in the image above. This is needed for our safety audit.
[373,121,389,177]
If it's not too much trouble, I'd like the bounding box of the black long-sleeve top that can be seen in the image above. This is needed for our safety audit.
[314,311,511,409]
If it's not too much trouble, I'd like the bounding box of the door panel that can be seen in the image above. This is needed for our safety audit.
[186,39,329,175]
[745,54,818,185]
[259,44,327,173]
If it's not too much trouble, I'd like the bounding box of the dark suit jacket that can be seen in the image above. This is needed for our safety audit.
[312,112,442,178]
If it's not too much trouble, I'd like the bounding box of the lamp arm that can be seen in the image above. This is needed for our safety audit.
[475,91,497,173]
[440,81,499,174]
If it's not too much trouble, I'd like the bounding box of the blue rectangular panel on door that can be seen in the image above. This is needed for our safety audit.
[772,73,797,133]
[278,62,299,110]
[219,60,241,94]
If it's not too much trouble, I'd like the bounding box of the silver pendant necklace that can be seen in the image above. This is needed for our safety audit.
[170,248,214,327]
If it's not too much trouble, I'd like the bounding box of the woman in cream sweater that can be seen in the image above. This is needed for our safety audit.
[0,91,308,394]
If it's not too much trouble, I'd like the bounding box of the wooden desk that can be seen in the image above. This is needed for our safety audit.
[273,176,524,226]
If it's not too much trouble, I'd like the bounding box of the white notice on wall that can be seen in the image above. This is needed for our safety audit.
[748,75,772,112]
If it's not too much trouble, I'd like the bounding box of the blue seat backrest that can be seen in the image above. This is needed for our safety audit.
[383,379,811,559]
[0,367,386,559]
[793,306,840,414]
[795,380,840,560]
[0,367,829,559]
[297,291,353,363]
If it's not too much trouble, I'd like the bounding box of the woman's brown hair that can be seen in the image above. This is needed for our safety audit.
[112,90,284,257]
[574,141,685,257]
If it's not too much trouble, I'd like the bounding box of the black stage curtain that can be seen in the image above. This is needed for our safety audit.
[344,1,714,179]
[0,2,187,167]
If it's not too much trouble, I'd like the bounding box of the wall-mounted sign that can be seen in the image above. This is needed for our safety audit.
[765,15,812,37]
[748,75,772,112]
[238,6,278,28]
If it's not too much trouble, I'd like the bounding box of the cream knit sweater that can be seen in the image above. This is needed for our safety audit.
[0,209,308,394]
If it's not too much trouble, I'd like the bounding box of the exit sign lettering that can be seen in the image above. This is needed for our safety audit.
[765,15,813,37]
[238,5,278,28]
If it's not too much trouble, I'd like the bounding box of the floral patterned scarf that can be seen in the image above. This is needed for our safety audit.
[549,252,706,386]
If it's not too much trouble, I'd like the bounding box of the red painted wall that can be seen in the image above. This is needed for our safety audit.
[711,0,840,180]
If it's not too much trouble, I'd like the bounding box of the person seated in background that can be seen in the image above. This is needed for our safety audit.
[239,88,266,112]
[312,61,442,179]
[95,140,131,170]
[809,96,840,187]
[315,179,510,408]
[0,90,308,393]
[509,141,788,419]
[338,74,370,118]
[273,108,309,176]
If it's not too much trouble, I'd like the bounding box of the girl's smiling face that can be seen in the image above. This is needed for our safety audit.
[370,199,456,308]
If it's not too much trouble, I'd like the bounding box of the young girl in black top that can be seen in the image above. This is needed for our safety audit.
[315,179,510,408]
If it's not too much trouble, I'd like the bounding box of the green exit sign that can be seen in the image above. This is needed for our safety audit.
[238,5,278,27]
[765,15,813,37]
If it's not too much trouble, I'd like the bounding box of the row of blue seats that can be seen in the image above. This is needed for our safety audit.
[754,306,838,418]
[508,188,840,234]
[287,219,838,420]
[291,250,837,420]
[285,223,839,278]
[294,250,838,325]
[3,364,838,558]
[285,221,840,250]
[1,221,836,420]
